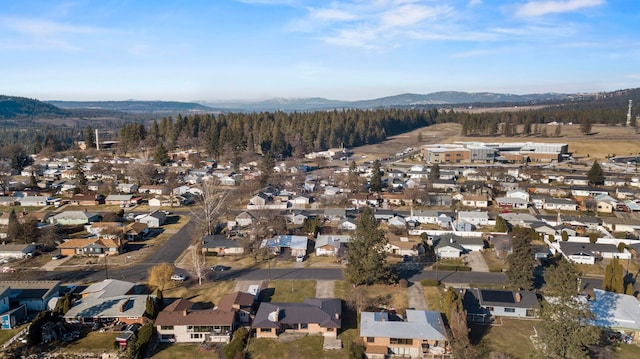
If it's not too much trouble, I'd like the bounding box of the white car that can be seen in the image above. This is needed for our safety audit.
[171,274,187,281]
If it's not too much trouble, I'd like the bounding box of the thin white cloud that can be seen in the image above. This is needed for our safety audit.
[380,4,448,28]
[451,49,491,58]
[514,0,605,18]
[2,17,105,37]
[468,0,482,6]
[308,7,358,22]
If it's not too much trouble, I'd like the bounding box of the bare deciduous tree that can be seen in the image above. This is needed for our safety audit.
[148,263,174,291]
[191,243,207,286]
[190,178,230,236]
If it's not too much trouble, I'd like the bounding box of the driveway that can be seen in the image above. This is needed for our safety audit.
[315,280,335,298]
[407,282,428,310]
[465,251,489,272]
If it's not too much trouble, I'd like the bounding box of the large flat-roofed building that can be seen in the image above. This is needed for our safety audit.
[422,141,568,164]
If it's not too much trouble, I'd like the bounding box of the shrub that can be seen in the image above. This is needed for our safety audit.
[420,279,441,286]
[398,279,409,288]
[224,327,249,359]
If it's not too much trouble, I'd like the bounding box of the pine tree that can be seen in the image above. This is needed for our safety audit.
[603,258,624,293]
[495,216,508,232]
[539,258,599,358]
[369,160,383,193]
[7,209,20,242]
[587,160,604,185]
[347,161,361,193]
[506,228,535,290]
[74,156,88,193]
[153,143,169,166]
[345,207,393,286]
[84,125,95,149]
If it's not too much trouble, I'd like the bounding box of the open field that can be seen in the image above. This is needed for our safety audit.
[351,122,640,163]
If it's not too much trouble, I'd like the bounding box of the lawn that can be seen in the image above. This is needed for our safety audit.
[0,324,27,345]
[248,334,349,359]
[362,284,408,313]
[616,343,640,359]
[422,285,444,312]
[267,280,316,303]
[163,280,237,307]
[333,280,349,300]
[576,262,605,278]
[58,332,119,354]
[152,343,220,359]
[481,250,506,272]
[470,318,538,359]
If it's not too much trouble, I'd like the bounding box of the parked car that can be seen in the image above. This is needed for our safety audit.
[211,265,231,271]
[52,254,66,260]
[171,274,187,281]
[296,255,305,262]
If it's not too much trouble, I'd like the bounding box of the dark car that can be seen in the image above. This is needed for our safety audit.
[211,265,231,271]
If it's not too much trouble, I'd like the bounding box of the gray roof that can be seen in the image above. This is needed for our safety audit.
[202,235,242,249]
[64,294,147,321]
[559,241,619,256]
[591,289,640,331]
[80,279,136,299]
[105,194,133,201]
[253,298,341,329]
[472,288,539,309]
[360,310,447,340]
[315,235,351,249]
[51,211,99,220]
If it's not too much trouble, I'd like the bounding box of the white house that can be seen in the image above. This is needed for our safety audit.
[506,189,530,202]
[314,235,350,257]
[457,211,490,227]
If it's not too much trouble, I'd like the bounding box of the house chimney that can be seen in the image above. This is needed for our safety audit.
[515,292,522,303]
[335,313,340,320]
[182,310,188,317]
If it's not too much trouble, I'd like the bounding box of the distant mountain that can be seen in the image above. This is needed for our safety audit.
[0,95,70,119]
[203,91,571,112]
[47,100,221,114]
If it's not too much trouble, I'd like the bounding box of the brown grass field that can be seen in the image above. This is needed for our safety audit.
[352,122,640,163]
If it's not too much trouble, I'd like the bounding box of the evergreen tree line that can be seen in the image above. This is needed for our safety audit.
[118,108,444,160]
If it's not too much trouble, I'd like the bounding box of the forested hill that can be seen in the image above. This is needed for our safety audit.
[0,95,70,119]
[48,100,220,114]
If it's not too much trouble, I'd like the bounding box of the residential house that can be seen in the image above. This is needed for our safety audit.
[65,279,145,325]
[48,211,101,225]
[434,238,464,259]
[557,241,625,265]
[148,195,182,208]
[388,216,407,228]
[0,244,36,260]
[217,291,255,324]
[385,237,420,257]
[594,194,619,213]
[506,189,530,202]
[457,211,490,227]
[360,310,450,358]
[495,196,528,209]
[235,211,257,227]
[137,210,167,228]
[201,235,244,256]
[289,196,311,209]
[69,192,104,206]
[105,194,134,206]
[337,219,357,231]
[58,238,125,257]
[460,195,489,208]
[117,183,139,194]
[138,185,169,195]
[314,235,350,257]
[261,235,308,257]
[17,196,50,207]
[155,298,236,343]
[252,298,342,339]
[463,288,540,323]
[543,198,578,211]
[570,186,609,197]
[125,222,148,242]
[0,285,27,329]
[2,281,62,312]
[590,289,640,337]
[285,211,309,226]
[601,217,640,234]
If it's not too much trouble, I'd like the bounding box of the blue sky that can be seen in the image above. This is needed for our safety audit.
[1,0,638,101]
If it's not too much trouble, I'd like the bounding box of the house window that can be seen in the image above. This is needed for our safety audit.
[260,328,272,333]
[300,323,308,329]
[504,308,515,313]
[486,306,494,312]
[390,338,412,345]
[160,334,175,341]
[190,333,203,339]
[160,326,174,330]
[367,337,375,343]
